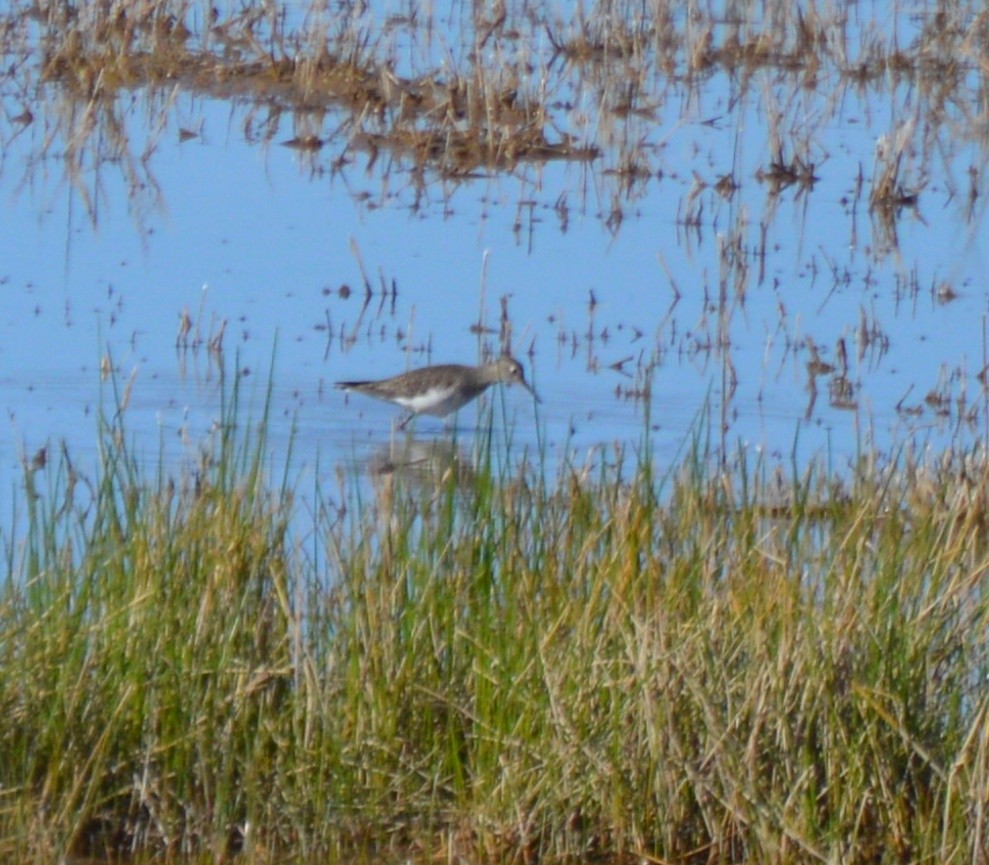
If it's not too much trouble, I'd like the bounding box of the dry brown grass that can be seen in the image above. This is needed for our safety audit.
[4,0,988,224]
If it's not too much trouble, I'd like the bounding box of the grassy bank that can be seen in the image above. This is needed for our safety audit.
[1,394,987,864]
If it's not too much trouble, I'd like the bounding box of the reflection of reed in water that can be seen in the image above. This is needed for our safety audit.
[7,0,971,249]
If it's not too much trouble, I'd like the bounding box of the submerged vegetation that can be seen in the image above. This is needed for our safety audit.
[1,383,987,864]
[3,0,989,238]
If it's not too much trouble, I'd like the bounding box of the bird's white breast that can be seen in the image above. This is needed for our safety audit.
[394,385,465,416]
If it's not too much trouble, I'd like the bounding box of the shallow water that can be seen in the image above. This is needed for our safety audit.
[2,1,988,530]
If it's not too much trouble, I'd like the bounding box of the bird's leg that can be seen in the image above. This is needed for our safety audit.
[398,412,414,431]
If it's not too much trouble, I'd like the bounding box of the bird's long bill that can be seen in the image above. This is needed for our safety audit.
[518,377,541,404]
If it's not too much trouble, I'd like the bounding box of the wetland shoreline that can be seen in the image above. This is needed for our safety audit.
[1,381,988,863]
[3,1,989,861]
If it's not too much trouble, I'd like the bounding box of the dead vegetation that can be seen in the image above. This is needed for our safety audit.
[2,1,988,237]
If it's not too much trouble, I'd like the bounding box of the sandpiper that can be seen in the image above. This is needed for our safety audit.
[335,355,539,429]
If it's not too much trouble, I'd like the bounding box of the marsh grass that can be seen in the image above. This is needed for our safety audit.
[1,374,988,863]
[4,0,989,242]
